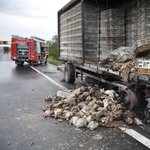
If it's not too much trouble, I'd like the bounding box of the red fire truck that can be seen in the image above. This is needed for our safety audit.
[11,35,49,65]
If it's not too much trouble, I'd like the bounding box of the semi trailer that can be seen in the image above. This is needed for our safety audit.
[58,0,150,116]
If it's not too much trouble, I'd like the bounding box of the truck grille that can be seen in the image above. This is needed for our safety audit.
[17,49,28,57]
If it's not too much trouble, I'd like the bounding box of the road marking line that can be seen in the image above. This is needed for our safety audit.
[119,127,150,149]
[30,66,68,90]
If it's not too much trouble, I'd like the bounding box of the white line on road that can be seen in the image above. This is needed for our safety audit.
[119,127,150,149]
[30,66,68,91]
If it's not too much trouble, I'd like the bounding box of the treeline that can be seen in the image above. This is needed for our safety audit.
[46,35,58,59]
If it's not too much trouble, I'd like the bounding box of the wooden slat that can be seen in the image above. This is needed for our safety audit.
[135,68,150,76]
[101,36,125,41]
[76,57,99,62]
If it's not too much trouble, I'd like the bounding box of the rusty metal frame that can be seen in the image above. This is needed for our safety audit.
[75,68,126,90]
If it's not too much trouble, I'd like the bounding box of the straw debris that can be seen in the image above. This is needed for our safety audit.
[42,85,143,130]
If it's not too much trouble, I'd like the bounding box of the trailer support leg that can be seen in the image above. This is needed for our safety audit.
[76,69,84,84]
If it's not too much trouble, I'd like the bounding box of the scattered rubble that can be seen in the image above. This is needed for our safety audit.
[60,78,65,82]
[45,96,52,101]
[87,121,99,130]
[42,85,144,130]
[134,117,143,126]
[144,101,150,123]
[43,109,53,118]
[30,141,34,146]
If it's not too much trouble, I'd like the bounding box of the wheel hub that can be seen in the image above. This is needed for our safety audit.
[121,89,139,110]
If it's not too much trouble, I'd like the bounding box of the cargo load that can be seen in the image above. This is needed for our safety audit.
[58,0,150,119]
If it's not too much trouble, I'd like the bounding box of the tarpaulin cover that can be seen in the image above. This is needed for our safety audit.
[110,46,132,63]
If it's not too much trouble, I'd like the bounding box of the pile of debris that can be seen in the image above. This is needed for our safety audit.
[42,85,143,130]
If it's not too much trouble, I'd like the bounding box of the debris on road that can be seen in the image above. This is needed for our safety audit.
[43,137,46,142]
[30,141,34,146]
[42,85,144,130]
[43,109,53,118]
[134,117,143,126]
[45,96,52,101]
[57,66,62,71]
[87,121,99,130]
[144,101,150,123]
[60,78,65,82]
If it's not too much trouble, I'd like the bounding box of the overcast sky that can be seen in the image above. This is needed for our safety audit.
[0,0,70,42]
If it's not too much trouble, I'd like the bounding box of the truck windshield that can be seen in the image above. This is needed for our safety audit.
[17,43,28,49]
[44,47,48,52]
[41,47,48,53]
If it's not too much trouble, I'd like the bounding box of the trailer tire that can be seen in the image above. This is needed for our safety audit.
[64,63,75,83]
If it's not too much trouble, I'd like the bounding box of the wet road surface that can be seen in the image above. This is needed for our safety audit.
[0,53,150,150]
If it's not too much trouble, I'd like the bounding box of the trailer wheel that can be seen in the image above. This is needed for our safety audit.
[120,90,139,110]
[64,63,75,83]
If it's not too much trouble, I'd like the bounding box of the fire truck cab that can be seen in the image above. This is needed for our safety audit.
[11,35,48,66]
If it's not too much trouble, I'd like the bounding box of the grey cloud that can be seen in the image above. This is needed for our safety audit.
[0,0,49,18]
[0,0,26,12]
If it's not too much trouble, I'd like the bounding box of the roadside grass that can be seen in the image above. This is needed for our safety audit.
[47,57,62,65]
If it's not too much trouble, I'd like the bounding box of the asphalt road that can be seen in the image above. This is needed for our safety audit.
[0,53,150,150]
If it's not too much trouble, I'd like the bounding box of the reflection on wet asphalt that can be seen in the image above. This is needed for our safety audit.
[12,65,38,79]
[0,54,39,82]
